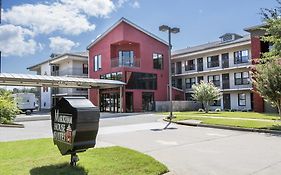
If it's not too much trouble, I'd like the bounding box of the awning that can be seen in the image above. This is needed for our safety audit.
[0,73,125,89]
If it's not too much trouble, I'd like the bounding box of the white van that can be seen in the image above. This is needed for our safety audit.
[12,93,37,114]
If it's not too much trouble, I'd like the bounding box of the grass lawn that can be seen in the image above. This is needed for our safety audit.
[164,111,281,130]
[0,138,168,175]
[171,111,280,120]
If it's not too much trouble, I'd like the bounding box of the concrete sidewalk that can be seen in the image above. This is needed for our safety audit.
[13,112,155,122]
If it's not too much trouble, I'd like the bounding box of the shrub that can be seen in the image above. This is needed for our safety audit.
[0,90,20,124]
[215,108,221,112]
[192,82,221,113]
[198,108,205,112]
[230,109,237,112]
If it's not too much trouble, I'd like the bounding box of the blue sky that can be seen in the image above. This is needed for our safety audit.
[0,0,277,74]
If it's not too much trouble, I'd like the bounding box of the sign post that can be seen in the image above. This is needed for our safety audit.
[51,97,100,166]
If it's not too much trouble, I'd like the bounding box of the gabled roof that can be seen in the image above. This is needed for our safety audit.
[87,17,168,50]
[27,52,88,71]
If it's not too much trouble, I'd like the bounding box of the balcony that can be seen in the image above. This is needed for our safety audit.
[51,68,88,77]
[111,57,140,68]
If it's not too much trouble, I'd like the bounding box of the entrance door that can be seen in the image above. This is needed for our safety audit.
[197,58,203,71]
[222,73,230,89]
[126,92,133,112]
[222,53,229,68]
[176,62,182,74]
[142,92,154,112]
[223,94,231,110]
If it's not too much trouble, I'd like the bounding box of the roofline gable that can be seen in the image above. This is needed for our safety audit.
[86,17,169,50]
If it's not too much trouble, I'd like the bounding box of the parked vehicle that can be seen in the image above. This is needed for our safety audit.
[12,93,37,115]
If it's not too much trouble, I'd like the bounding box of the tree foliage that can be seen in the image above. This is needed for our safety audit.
[0,89,20,124]
[192,82,221,113]
[252,0,281,117]
[260,0,281,61]
[252,61,281,116]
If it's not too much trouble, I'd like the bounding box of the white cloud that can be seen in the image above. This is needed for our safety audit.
[3,3,96,35]
[131,1,140,8]
[49,36,79,53]
[0,24,40,57]
[60,0,115,17]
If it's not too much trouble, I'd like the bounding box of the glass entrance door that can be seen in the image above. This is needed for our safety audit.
[142,92,155,112]
[100,92,120,113]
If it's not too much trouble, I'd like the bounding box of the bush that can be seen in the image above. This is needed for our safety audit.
[0,90,20,124]
[198,108,205,112]
[230,109,237,112]
[215,108,221,112]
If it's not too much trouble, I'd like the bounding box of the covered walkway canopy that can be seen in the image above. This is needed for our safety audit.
[0,73,125,89]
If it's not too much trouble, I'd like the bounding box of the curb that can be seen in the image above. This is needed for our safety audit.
[0,123,24,128]
[164,119,281,135]
[14,115,50,122]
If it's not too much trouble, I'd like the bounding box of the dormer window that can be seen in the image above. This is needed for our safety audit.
[220,33,243,43]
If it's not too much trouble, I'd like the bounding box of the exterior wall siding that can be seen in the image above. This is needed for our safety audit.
[88,21,169,112]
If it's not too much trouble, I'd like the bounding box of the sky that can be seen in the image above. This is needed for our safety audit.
[0,0,278,74]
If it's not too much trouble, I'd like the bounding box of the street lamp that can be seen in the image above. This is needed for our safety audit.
[159,25,180,125]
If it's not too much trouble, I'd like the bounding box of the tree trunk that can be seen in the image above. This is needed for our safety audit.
[205,101,209,113]
[277,103,281,120]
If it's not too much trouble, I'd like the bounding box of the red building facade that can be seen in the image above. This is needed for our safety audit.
[87,18,169,112]
[245,25,272,113]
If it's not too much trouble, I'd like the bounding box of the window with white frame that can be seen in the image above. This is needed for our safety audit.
[94,54,102,71]
[238,93,246,106]
[234,50,249,64]
[207,55,219,68]
[208,75,220,87]
[234,72,250,85]
[185,77,196,89]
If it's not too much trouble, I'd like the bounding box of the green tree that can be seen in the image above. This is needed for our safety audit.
[251,0,281,117]
[252,61,281,117]
[192,82,221,113]
[0,89,20,124]
[260,0,281,61]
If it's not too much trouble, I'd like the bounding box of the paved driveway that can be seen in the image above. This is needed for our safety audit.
[1,113,281,175]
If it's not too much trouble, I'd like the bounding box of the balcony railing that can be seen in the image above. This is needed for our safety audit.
[51,68,88,77]
[111,57,140,68]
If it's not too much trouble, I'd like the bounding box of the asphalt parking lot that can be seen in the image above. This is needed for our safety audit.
[1,113,281,175]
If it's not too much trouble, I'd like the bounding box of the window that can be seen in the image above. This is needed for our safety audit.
[211,100,221,106]
[234,50,249,64]
[207,55,219,68]
[126,72,157,90]
[234,72,249,85]
[94,54,102,71]
[185,77,196,89]
[83,64,88,74]
[238,93,246,106]
[185,93,194,101]
[208,75,220,87]
[153,53,163,69]
[171,63,175,74]
[185,59,195,71]
[119,51,134,66]
[100,72,123,81]
[197,76,204,84]
[176,79,182,89]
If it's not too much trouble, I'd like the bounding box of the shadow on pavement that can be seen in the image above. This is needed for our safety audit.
[150,127,178,132]
[29,163,87,175]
